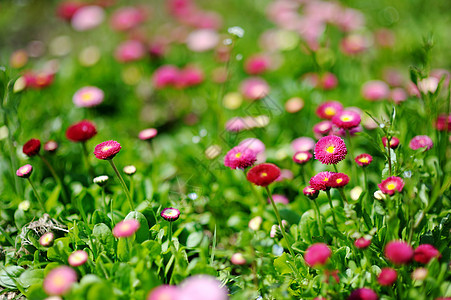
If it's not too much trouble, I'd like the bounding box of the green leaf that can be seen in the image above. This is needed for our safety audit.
[0,266,25,288]
[17,269,44,288]
[125,211,149,243]
[186,232,204,248]
[92,223,115,256]
[45,184,61,212]
[274,253,292,275]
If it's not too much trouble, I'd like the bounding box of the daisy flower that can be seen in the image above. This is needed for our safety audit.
[93,140,121,160]
[73,86,104,107]
[332,110,361,129]
[309,172,334,191]
[314,135,347,165]
[409,135,433,150]
[224,145,257,170]
[378,176,404,195]
[316,101,343,120]
[246,163,281,187]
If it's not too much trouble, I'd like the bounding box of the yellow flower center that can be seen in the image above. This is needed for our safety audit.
[324,107,336,116]
[235,152,242,158]
[42,236,52,244]
[386,183,396,190]
[336,178,343,183]
[323,177,329,182]
[296,153,307,160]
[261,172,268,177]
[102,145,112,152]
[326,146,335,153]
[359,157,369,163]
[157,293,172,300]
[341,115,351,122]
[82,92,93,102]
[52,276,66,288]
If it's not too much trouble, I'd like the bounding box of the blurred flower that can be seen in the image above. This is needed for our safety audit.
[186,29,219,52]
[268,194,289,205]
[374,28,395,48]
[94,140,121,160]
[139,128,158,140]
[239,138,266,155]
[56,1,85,21]
[147,285,180,300]
[347,288,378,300]
[115,40,146,63]
[152,65,180,89]
[412,268,428,281]
[123,165,136,176]
[435,114,451,131]
[314,135,347,165]
[303,186,319,200]
[354,237,371,249]
[328,173,350,188]
[291,137,315,152]
[304,243,331,267]
[293,151,313,164]
[248,216,262,231]
[66,120,97,142]
[385,240,413,265]
[316,101,343,120]
[355,153,373,167]
[68,250,88,267]
[23,71,54,89]
[409,135,433,150]
[73,86,104,107]
[417,77,439,94]
[246,163,281,187]
[413,244,440,264]
[244,54,271,75]
[309,172,333,191]
[93,175,109,186]
[275,169,293,182]
[16,164,33,178]
[321,72,338,90]
[224,145,257,170]
[350,186,363,201]
[378,268,397,286]
[161,208,181,222]
[228,26,245,38]
[71,5,105,31]
[240,77,270,100]
[340,34,370,55]
[225,117,249,132]
[110,6,147,31]
[177,65,204,88]
[205,145,221,160]
[179,275,228,300]
[332,110,361,129]
[378,176,404,195]
[18,200,31,211]
[373,190,386,200]
[390,88,408,104]
[44,140,59,153]
[113,219,140,238]
[43,266,77,296]
[361,80,390,101]
[223,92,243,109]
[382,136,399,149]
[313,121,333,138]
[10,49,28,68]
[285,97,304,113]
[231,253,246,265]
[39,232,55,247]
[23,138,41,157]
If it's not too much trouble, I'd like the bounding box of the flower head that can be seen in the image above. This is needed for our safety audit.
[224,145,257,170]
[147,285,180,300]
[382,136,399,149]
[292,137,315,152]
[378,268,397,286]
[23,138,41,156]
[409,135,433,151]
[73,86,104,107]
[316,101,343,120]
[231,253,247,265]
[313,121,333,138]
[355,154,373,167]
[93,175,109,186]
[309,172,334,191]
[179,275,228,300]
[378,176,404,195]
[435,114,451,131]
[68,250,88,267]
[94,140,121,160]
[314,135,347,165]
[16,164,33,178]
[248,216,262,231]
[66,120,97,142]
[361,80,390,101]
[113,219,140,238]
[332,110,361,129]
[139,128,158,141]
[39,232,54,247]
[161,208,181,222]
[413,244,440,264]
[412,268,428,281]
[239,138,266,154]
[115,40,146,63]
[123,165,136,175]
[354,237,371,249]
[304,243,331,267]
[293,151,313,164]
[385,240,413,265]
[246,163,281,187]
[347,288,378,300]
[43,266,77,296]
[44,140,59,153]
[328,173,350,188]
[240,77,270,100]
[303,186,319,200]
[268,194,289,205]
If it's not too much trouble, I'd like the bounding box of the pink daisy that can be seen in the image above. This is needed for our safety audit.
[68,250,88,267]
[113,219,140,238]
[73,86,104,107]
[354,237,371,249]
[267,194,289,205]
[147,285,180,300]
[224,145,257,169]
[378,268,397,286]
[355,153,373,167]
[385,240,413,265]
[409,135,433,150]
[313,121,333,138]
[378,176,404,195]
[94,140,121,160]
[139,128,158,140]
[309,172,334,191]
[304,243,331,267]
[240,77,270,100]
[332,110,361,129]
[316,101,343,120]
[291,137,315,152]
[303,186,319,199]
[382,136,400,149]
[328,173,350,188]
[16,164,33,178]
[314,135,347,165]
[361,80,390,101]
[347,288,378,300]
[43,266,77,296]
[293,151,313,164]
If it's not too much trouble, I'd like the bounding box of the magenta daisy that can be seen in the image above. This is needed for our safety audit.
[378,176,404,195]
[313,121,333,138]
[314,135,347,165]
[224,145,257,169]
[303,186,319,199]
[73,86,104,107]
[43,266,77,296]
[113,219,140,238]
[147,285,180,300]
[354,237,371,249]
[385,240,413,265]
[316,101,343,120]
[332,110,361,129]
[382,136,400,149]
[304,243,331,267]
[138,128,158,141]
[246,163,281,187]
[378,268,397,286]
[161,208,181,222]
[309,172,334,191]
[355,153,373,167]
[293,151,313,164]
[16,164,33,178]
[328,173,350,188]
[94,140,121,160]
[68,250,88,267]
[409,135,433,150]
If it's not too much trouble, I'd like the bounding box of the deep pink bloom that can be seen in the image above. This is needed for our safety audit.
[354,238,371,249]
[328,173,350,188]
[355,154,373,167]
[113,219,140,238]
[314,135,347,165]
[268,194,289,205]
[244,54,271,75]
[321,72,338,90]
[68,250,88,267]
[179,275,228,300]
[23,138,41,156]
[110,6,147,31]
[246,163,281,187]
[316,101,343,120]
[240,77,270,100]
[224,146,257,169]
[409,135,433,150]
[435,114,451,131]
[385,240,414,265]
[16,164,33,178]
[161,208,181,222]
[292,137,315,152]
[23,71,55,89]
[293,151,313,164]
[73,86,104,107]
[115,40,146,63]
[66,120,97,142]
[152,65,180,89]
[414,244,441,264]
[347,288,378,300]
[309,172,334,191]
[378,176,404,195]
[43,266,77,296]
[147,285,180,300]
[94,140,121,160]
[304,243,331,267]
[332,110,361,129]
[57,1,86,21]
[378,268,397,286]
[177,66,204,88]
[71,5,105,32]
[303,186,319,200]
[361,80,390,101]
[382,136,399,149]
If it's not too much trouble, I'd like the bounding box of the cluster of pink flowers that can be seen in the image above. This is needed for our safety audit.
[152,65,204,89]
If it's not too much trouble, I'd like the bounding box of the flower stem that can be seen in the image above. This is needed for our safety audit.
[346,130,357,185]
[38,154,69,204]
[101,188,107,215]
[312,199,324,237]
[27,178,47,213]
[129,177,134,202]
[108,159,134,211]
[325,190,339,231]
[338,188,348,204]
[386,141,392,176]
[362,168,370,211]
[168,222,173,246]
[81,142,94,179]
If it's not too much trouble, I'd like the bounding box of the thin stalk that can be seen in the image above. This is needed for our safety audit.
[0,226,16,246]
[38,154,69,203]
[300,165,308,184]
[110,195,115,228]
[101,188,107,215]
[325,190,339,231]
[312,199,324,237]
[108,159,134,211]
[245,171,266,212]
[338,188,348,204]
[346,130,357,185]
[27,178,47,213]
[168,222,173,245]
[386,142,392,177]
[129,177,134,203]
[333,164,339,173]
[81,142,94,179]
[362,167,370,211]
